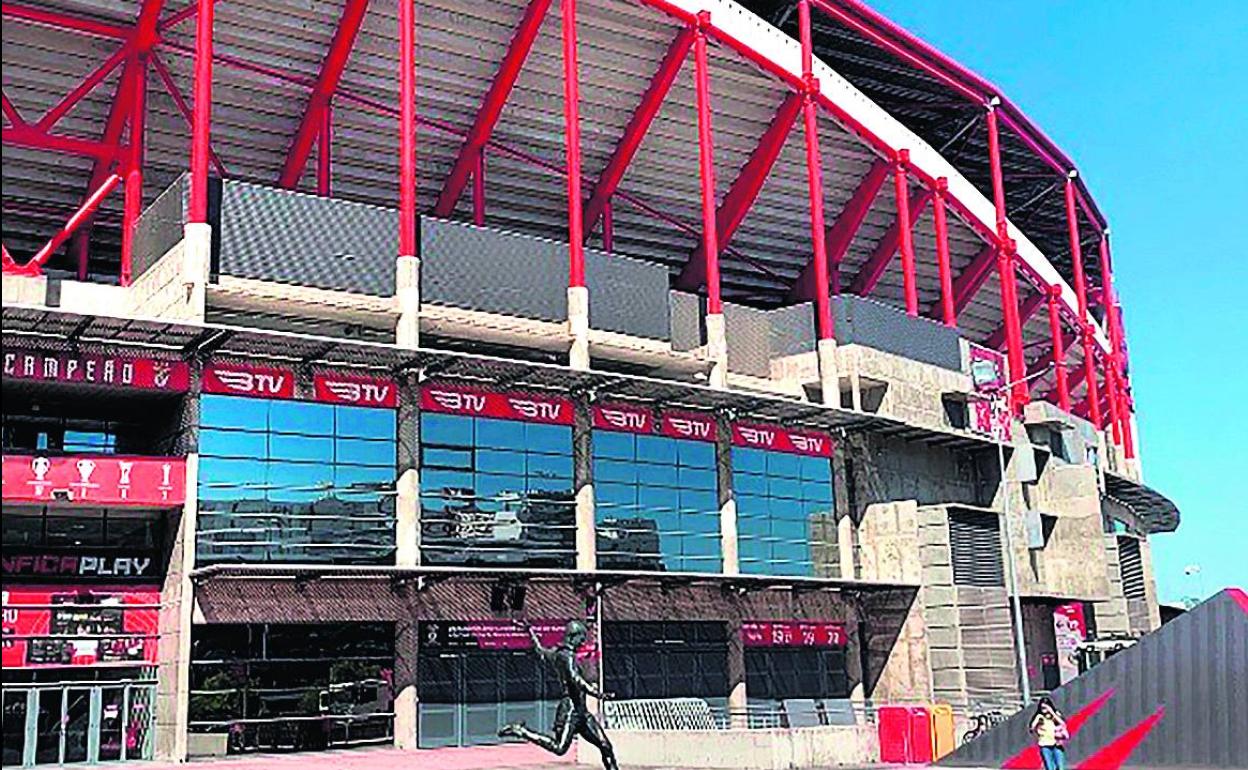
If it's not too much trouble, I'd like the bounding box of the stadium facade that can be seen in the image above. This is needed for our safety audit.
[1,0,1181,764]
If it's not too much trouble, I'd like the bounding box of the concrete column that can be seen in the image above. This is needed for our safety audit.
[395,375,420,568]
[574,397,596,571]
[848,348,863,412]
[706,311,728,389]
[181,222,212,318]
[568,285,590,371]
[393,620,420,749]
[716,413,739,575]
[154,453,199,762]
[725,617,748,728]
[395,255,420,350]
[817,337,839,406]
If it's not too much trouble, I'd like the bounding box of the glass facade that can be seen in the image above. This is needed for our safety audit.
[189,623,394,754]
[419,413,574,567]
[604,622,730,713]
[732,449,835,577]
[197,395,396,564]
[593,432,720,572]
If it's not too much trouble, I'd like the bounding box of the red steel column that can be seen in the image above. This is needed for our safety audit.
[189,0,215,223]
[986,104,1027,408]
[398,0,416,257]
[894,150,918,315]
[562,0,585,287]
[1099,233,1134,456]
[933,177,956,327]
[120,55,148,287]
[693,13,721,315]
[1046,284,1071,412]
[317,101,332,196]
[1064,174,1102,427]
[797,0,831,341]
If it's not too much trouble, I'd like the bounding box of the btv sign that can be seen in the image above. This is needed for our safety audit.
[203,361,295,399]
[421,384,574,425]
[732,422,833,457]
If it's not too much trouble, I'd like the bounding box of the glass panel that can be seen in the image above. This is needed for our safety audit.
[732,449,834,577]
[198,397,396,565]
[34,689,62,765]
[1,690,27,767]
[62,688,91,763]
[98,688,125,762]
[421,415,573,568]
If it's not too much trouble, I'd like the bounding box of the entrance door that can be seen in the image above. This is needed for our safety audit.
[1,689,31,767]
[61,688,94,764]
[4,683,154,767]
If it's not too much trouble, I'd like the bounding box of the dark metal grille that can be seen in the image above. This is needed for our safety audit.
[1117,536,1146,600]
[949,510,1005,587]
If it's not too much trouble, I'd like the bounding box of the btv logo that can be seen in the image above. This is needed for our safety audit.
[212,368,288,395]
[737,426,776,447]
[324,379,392,406]
[599,408,648,431]
[791,434,825,455]
[429,389,486,413]
[668,417,711,439]
[509,398,563,421]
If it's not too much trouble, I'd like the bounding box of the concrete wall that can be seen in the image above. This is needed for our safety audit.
[579,725,879,769]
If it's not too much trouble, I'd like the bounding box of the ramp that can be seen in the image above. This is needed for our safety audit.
[942,588,1247,769]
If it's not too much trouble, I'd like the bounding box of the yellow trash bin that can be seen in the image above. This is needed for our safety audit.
[931,703,956,760]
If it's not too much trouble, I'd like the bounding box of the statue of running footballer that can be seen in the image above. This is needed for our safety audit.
[498,620,619,770]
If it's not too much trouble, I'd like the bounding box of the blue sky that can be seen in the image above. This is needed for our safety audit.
[864,0,1247,604]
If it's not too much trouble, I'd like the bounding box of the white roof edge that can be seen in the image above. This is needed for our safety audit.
[665,0,1111,352]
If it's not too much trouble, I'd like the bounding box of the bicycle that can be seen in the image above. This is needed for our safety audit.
[960,709,1007,746]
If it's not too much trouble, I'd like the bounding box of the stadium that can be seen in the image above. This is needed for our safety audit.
[1,0,1183,765]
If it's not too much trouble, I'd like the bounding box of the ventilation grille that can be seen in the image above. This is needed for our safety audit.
[950,510,1005,587]
[1118,536,1147,600]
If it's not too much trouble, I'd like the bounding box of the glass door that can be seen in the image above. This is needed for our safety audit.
[1,689,31,767]
[32,689,62,766]
[97,688,125,762]
[61,688,94,764]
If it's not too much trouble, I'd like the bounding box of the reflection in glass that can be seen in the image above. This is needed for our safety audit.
[196,395,397,564]
[593,433,720,573]
[420,415,574,568]
[732,449,835,577]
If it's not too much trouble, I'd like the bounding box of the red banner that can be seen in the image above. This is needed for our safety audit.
[421,619,597,661]
[969,344,1011,442]
[3,349,189,392]
[421,384,574,426]
[731,422,833,457]
[592,403,654,434]
[313,371,399,408]
[203,361,297,399]
[2,586,159,668]
[742,621,847,648]
[2,455,186,507]
[659,411,718,442]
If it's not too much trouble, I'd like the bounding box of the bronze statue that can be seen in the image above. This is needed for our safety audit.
[498,620,619,770]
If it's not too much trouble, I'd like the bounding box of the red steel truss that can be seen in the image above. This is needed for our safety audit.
[0,0,1134,450]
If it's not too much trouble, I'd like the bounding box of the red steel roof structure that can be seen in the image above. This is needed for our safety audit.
[0,0,1136,456]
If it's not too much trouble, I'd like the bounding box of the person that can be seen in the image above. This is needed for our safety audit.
[1029,696,1069,770]
[498,620,619,770]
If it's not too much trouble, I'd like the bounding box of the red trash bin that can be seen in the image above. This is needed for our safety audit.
[908,706,933,763]
[878,705,912,763]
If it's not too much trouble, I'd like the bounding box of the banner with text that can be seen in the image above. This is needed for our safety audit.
[2,586,160,668]
[2,455,186,507]
[3,349,189,392]
[732,423,833,457]
[742,621,848,648]
[421,384,574,426]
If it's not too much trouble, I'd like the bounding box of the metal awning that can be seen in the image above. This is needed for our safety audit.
[3,304,1003,451]
[1104,471,1180,534]
[190,562,918,594]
